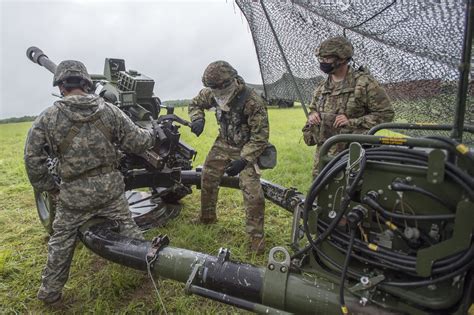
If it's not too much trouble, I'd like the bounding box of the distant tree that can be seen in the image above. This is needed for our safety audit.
[0,115,37,124]
[162,99,191,107]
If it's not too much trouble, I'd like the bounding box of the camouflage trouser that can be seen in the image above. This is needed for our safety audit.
[38,194,143,295]
[312,143,346,178]
[201,139,265,237]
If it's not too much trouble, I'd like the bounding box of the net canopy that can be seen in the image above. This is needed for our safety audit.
[236,0,473,143]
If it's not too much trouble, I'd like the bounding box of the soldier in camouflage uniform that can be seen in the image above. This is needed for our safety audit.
[306,36,394,177]
[24,60,155,304]
[188,61,269,254]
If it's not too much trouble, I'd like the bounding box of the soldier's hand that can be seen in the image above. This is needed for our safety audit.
[334,114,349,128]
[225,159,248,176]
[191,119,205,137]
[308,112,321,125]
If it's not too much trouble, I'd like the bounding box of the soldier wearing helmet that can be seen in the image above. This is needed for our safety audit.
[304,36,394,177]
[24,60,155,303]
[188,60,269,254]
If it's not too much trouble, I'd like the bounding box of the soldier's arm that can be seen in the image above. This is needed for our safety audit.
[23,114,58,192]
[306,85,323,125]
[240,97,270,163]
[188,88,215,122]
[109,105,155,154]
[348,77,394,129]
[308,84,323,114]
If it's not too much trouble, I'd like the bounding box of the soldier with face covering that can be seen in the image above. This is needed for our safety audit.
[305,36,394,177]
[188,61,269,254]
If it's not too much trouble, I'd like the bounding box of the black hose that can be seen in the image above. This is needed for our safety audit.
[390,181,455,211]
[339,228,356,315]
[302,155,366,254]
[299,144,474,292]
[362,193,456,220]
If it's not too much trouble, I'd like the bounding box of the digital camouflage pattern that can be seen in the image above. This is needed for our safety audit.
[24,93,154,297]
[202,60,238,88]
[53,60,92,87]
[308,66,394,176]
[38,195,143,296]
[315,36,353,60]
[189,70,269,241]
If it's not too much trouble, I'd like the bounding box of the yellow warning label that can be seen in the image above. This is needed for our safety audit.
[368,243,379,251]
[341,305,349,314]
[380,137,407,145]
[385,221,397,231]
[456,144,469,155]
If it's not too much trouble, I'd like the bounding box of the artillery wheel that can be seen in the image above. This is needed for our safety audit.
[35,190,57,235]
[34,190,182,235]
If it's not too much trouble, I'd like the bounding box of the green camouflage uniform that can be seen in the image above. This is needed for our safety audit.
[24,94,154,296]
[188,80,269,238]
[308,66,394,176]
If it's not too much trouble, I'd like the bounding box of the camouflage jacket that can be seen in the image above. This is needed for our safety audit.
[24,94,154,209]
[188,82,269,163]
[308,66,394,144]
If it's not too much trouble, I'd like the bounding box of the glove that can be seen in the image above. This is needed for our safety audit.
[225,159,248,176]
[191,119,205,137]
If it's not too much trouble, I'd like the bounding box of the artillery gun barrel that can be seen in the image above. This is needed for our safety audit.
[26,46,57,74]
[78,219,391,314]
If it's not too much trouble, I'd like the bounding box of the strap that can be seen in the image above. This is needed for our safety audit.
[92,117,113,142]
[58,123,82,154]
[235,86,251,109]
[62,165,116,182]
[218,87,251,143]
[58,114,113,156]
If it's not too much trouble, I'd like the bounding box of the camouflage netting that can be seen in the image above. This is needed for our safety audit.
[236,0,473,143]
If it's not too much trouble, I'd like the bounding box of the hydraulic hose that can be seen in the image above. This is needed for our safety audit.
[339,228,356,315]
[299,144,474,295]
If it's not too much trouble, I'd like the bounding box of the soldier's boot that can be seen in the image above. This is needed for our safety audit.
[37,289,62,304]
[191,212,217,225]
[249,235,265,255]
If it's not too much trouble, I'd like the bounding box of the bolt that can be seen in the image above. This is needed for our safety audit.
[360,277,370,286]
[268,264,275,271]
[359,297,368,306]
[280,266,287,273]
[328,211,337,219]
[328,194,333,199]
[377,189,384,195]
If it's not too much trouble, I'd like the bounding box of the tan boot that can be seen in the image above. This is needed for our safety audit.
[37,289,62,304]
[249,236,265,255]
[191,214,217,225]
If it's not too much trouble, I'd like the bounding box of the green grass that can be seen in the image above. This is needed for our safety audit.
[0,107,316,314]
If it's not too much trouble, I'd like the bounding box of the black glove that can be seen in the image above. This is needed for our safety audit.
[191,119,205,136]
[225,159,248,176]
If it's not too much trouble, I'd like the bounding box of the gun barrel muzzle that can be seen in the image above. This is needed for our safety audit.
[26,46,57,74]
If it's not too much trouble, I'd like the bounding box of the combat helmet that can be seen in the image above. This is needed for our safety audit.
[315,36,354,60]
[53,60,93,87]
[202,61,238,89]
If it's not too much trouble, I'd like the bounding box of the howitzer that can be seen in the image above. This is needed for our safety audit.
[27,46,196,233]
[27,43,474,313]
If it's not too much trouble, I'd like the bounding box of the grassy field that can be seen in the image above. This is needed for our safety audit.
[0,106,316,314]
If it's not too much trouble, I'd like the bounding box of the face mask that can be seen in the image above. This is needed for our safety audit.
[212,80,237,111]
[319,62,335,74]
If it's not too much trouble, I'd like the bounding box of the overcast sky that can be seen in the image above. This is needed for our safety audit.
[0,0,262,119]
